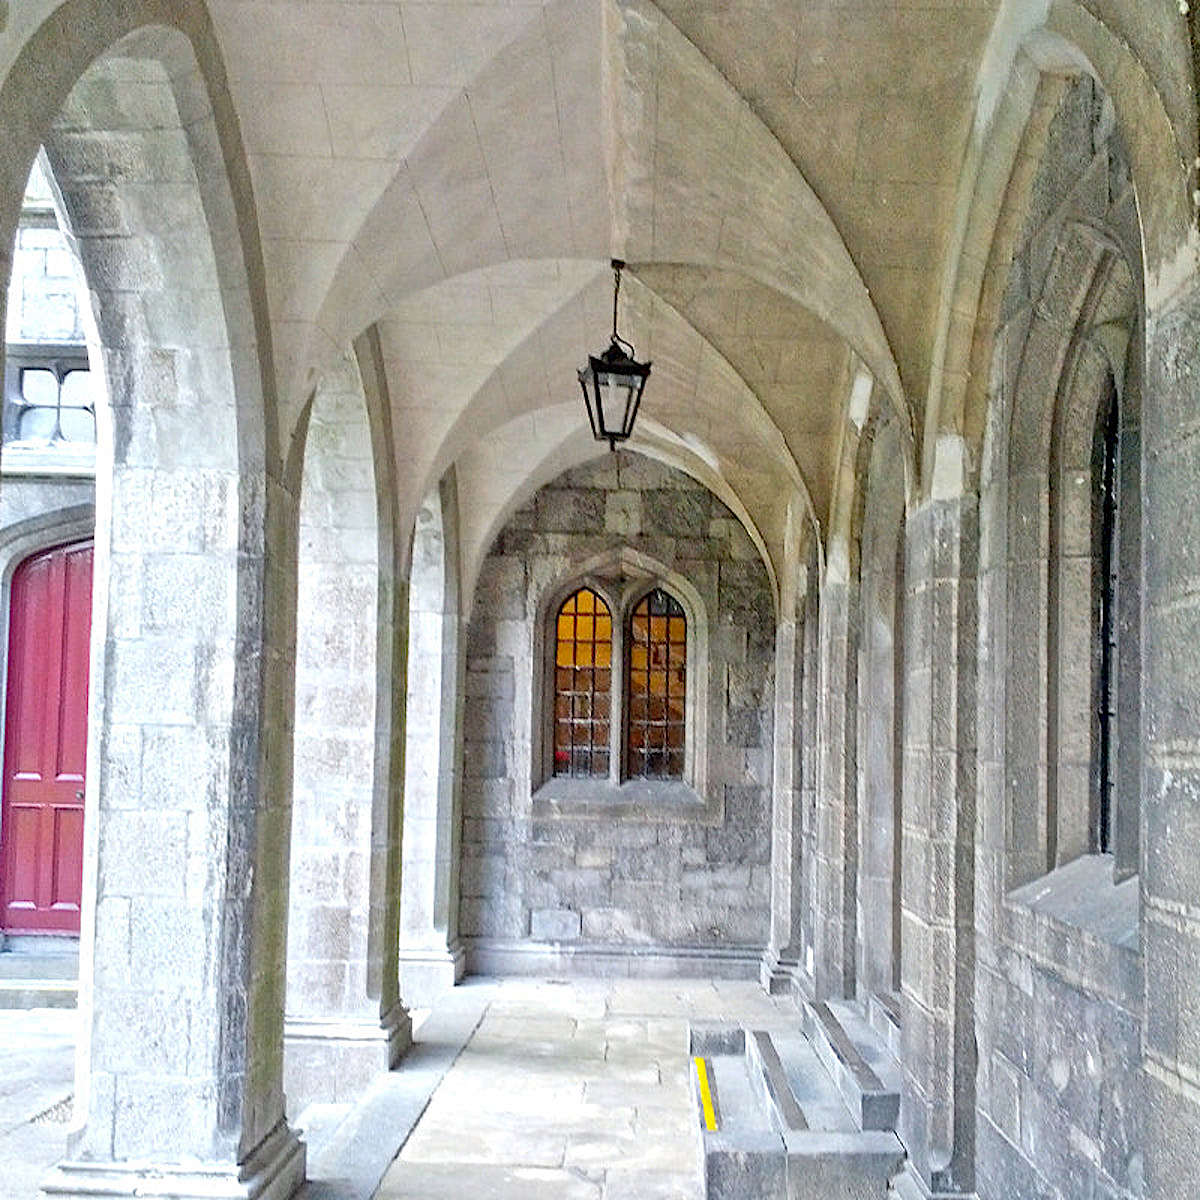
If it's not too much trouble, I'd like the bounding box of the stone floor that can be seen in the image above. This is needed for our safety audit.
[377,976,795,1200]
[0,977,796,1200]
[0,1007,76,1200]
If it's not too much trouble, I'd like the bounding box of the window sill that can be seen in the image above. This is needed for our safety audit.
[532,776,718,824]
[1,444,95,478]
[1004,854,1140,1007]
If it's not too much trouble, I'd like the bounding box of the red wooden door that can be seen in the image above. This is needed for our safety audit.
[0,540,93,934]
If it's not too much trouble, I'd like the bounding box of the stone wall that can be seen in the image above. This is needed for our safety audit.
[5,160,87,346]
[1,160,95,556]
[973,75,1144,1200]
[459,451,774,973]
[0,477,92,533]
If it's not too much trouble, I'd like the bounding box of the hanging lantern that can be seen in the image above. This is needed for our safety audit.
[578,259,651,451]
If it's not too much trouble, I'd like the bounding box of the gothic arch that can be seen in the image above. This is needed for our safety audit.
[1,11,302,1194]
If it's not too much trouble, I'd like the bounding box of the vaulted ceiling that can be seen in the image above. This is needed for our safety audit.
[199,0,1000,558]
[71,0,1172,602]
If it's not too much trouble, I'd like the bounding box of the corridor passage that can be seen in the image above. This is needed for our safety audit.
[377,977,794,1200]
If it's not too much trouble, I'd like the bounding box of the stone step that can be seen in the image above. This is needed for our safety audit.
[887,1162,930,1199]
[0,979,77,1009]
[803,1000,901,1132]
[770,1028,859,1133]
[690,1023,905,1199]
[781,1130,907,1200]
[868,990,903,1060]
[0,946,79,980]
[747,1028,808,1132]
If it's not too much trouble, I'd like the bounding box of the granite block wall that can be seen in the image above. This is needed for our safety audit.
[458,451,774,969]
[972,74,1146,1200]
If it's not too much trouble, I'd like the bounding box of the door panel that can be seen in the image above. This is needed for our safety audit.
[4,804,40,911]
[55,547,91,779]
[0,540,93,933]
[51,805,85,909]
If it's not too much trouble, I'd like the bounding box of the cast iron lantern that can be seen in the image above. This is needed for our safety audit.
[578,259,651,451]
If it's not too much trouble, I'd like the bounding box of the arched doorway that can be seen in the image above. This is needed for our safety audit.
[0,538,93,935]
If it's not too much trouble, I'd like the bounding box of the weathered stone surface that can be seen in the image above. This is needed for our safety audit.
[460,453,773,963]
[530,908,582,941]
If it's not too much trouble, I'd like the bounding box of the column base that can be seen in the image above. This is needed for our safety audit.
[398,939,465,1007]
[42,1119,305,1200]
[760,948,802,996]
[890,1162,976,1200]
[284,1002,412,1112]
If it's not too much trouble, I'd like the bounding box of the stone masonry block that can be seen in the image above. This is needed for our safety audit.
[531,908,581,940]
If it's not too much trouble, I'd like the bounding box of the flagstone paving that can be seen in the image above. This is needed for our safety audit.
[376,977,795,1200]
[0,1007,76,1200]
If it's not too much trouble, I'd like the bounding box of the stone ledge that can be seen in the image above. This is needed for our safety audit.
[464,938,762,979]
[0,978,76,1009]
[531,777,722,826]
[1004,853,1140,1007]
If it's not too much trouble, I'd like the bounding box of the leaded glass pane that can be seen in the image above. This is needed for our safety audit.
[552,588,613,778]
[626,588,685,780]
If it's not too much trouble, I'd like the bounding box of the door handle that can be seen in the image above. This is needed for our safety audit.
[75,790,84,800]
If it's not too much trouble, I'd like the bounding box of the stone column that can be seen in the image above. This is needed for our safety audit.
[1141,286,1200,1200]
[40,371,305,1200]
[794,567,821,995]
[399,477,466,1005]
[283,361,410,1113]
[38,50,305,1195]
[812,572,858,1000]
[763,613,802,993]
[897,492,977,1197]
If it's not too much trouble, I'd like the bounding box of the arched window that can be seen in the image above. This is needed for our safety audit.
[553,588,612,778]
[626,588,686,779]
[1093,377,1119,855]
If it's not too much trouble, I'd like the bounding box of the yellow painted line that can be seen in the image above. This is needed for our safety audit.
[694,1056,718,1132]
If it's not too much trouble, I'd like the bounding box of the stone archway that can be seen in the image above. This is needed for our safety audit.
[284,353,410,1114]
[399,472,467,1006]
[0,12,302,1196]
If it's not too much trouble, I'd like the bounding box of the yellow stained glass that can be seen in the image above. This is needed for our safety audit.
[552,587,612,779]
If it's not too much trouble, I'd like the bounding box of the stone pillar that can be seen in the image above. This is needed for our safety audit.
[897,493,977,1196]
[794,566,821,996]
[40,369,304,1200]
[763,614,802,993]
[399,477,466,1005]
[812,574,858,1000]
[1141,286,1200,1200]
[283,362,410,1113]
[38,48,305,1196]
